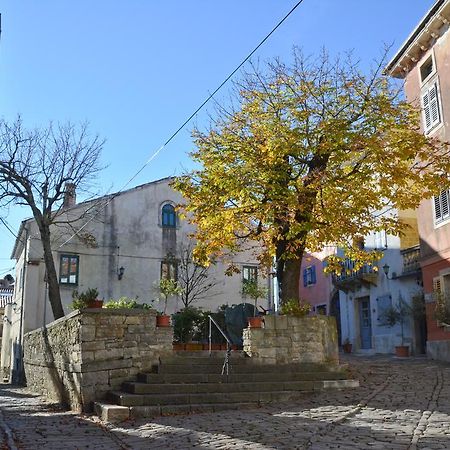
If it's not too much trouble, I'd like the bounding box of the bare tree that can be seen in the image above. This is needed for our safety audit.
[177,241,219,308]
[0,117,104,319]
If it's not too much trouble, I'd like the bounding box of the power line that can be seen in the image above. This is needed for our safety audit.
[0,217,19,240]
[58,0,306,249]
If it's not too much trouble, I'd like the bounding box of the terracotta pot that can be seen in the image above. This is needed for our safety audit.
[88,299,103,309]
[342,343,352,354]
[231,344,239,351]
[156,315,171,327]
[220,343,228,350]
[185,342,203,351]
[172,343,185,351]
[204,343,222,351]
[395,345,409,357]
[248,316,263,328]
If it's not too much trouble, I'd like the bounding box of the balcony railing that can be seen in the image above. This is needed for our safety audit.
[401,245,420,275]
[332,259,378,292]
[0,287,14,308]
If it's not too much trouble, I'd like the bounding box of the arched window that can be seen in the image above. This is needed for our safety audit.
[161,203,176,228]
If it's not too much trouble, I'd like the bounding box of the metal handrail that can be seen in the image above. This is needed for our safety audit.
[208,315,232,377]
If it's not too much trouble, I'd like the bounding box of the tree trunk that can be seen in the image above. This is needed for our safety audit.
[279,258,302,304]
[39,224,65,320]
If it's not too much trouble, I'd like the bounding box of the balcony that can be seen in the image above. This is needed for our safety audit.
[0,287,14,308]
[332,259,378,293]
[400,245,421,276]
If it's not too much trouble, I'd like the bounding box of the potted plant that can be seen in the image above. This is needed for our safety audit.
[380,296,411,357]
[71,288,103,309]
[242,280,267,328]
[342,338,352,354]
[155,278,184,327]
[172,306,203,350]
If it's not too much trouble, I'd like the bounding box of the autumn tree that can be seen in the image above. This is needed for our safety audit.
[0,117,104,319]
[174,49,450,304]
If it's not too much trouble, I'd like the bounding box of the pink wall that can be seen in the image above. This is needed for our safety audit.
[299,250,335,314]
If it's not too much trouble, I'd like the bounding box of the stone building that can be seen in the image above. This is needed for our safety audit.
[2,177,266,382]
[386,0,450,360]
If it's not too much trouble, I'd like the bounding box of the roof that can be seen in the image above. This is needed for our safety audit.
[10,176,175,259]
[385,0,450,78]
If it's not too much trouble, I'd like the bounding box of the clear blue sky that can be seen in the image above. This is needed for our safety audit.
[0,0,436,274]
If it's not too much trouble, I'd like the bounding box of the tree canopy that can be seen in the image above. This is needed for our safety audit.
[173,49,450,303]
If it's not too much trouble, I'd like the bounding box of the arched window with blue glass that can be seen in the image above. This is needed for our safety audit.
[161,203,176,228]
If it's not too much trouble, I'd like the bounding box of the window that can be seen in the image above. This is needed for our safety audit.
[303,265,316,287]
[59,255,79,285]
[242,266,258,284]
[422,81,441,132]
[161,204,176,228]
[434,190,450,225]
[161,260,177,280]
[420,56,434,83]
[377,294,392,322]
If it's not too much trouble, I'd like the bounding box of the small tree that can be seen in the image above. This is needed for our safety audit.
[156,278,184,315]
[173,49,450,304]
[177,241,219,308]
[242,279,267,316]
[0,117,104,319]
[380,296,411,346]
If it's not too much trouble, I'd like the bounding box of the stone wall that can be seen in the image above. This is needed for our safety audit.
[23,309,173,412]
[243,315,339,365]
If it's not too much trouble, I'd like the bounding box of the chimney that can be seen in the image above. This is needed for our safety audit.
[63,183,76,208]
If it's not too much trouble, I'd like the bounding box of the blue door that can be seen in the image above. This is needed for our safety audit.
[359,297,372,349]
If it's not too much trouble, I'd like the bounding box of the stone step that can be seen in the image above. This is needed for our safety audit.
[109,380,358,408]
[104,379,358,418]
[137,370,348,384]
[156,362,340,374]
[123,380,316,395]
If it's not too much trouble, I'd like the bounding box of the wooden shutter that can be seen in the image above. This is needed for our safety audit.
[311,265,317,284]
[435,193,442,221]
[433,276,442,295]
[441,190,449,219]
[429,83,440,127]
[303,269,308,287]
[422,90,431,130]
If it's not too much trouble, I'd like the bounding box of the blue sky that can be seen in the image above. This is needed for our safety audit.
[0,0,436,273]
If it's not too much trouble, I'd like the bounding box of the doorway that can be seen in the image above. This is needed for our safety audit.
[358,296,372,349]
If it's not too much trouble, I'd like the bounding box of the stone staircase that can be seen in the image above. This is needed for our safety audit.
[95,351,359,422]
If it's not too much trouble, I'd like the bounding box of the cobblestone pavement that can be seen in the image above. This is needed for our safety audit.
[1,355,450,449]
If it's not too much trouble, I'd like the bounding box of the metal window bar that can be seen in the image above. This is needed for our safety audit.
[208,315,232,378]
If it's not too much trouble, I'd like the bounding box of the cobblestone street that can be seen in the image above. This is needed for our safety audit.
[1,355,450,449]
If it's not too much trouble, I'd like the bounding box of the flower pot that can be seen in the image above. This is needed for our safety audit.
[88,299,103,308]
[172,343,185,351]
[395,345,409,357]
[342,343,352,354]
[204,343,222,351]
[248,316,263,328]
[185,342,203,351]
[156,315,171,327]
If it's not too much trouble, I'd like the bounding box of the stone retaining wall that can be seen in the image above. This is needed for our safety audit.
[23,309,173,412]
[243,315,339,365]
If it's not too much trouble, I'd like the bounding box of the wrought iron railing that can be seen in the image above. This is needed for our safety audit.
[208,315,232,377]
[332,259,377,283]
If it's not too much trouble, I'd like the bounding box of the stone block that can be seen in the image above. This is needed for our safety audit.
[82,341,105,352]
[94,348,124,361]
[95,402,130,423]
[96,326,124,339]
[274,315,288,330]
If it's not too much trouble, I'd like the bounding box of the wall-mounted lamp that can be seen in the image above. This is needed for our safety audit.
[382,263,396,280]
[117,266,125,280]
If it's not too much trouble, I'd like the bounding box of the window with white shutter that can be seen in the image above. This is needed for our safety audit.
[434,190,450,225]
[422,81,441,133]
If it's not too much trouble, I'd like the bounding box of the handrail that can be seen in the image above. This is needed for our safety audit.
[208,315,232,377]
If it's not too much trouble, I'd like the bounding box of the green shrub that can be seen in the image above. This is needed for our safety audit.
[172,307,204,343]
[104,297,154,310]
[280,298,312,317]
[70,288,99,310]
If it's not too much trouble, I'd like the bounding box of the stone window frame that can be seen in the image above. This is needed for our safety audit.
[242,265,258,284]
[59,254,79,286]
